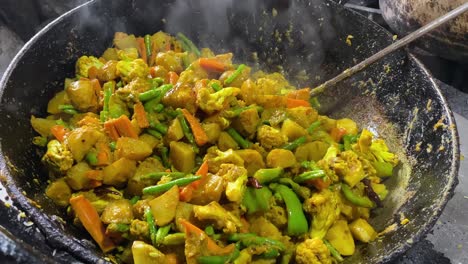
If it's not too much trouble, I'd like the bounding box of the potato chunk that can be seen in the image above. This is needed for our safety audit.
[349,218,377,243]
[169,141,195,173]
[65,162,92,190]
[45,179,72,207]
[103,158,136,187]
[266,149,296,168]
[116,137,153,161]
[66,79,98,112]
[325,220,355,256]
[149,186,179,226]
[67,126,103,161]
[101,199,134,224]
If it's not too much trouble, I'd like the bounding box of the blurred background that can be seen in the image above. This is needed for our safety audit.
[0,0,466,263]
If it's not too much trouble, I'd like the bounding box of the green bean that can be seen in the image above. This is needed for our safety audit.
[85,152,98,166]
[176,33,201,56]
[178,114,196,145]
[147,129,162,139]
[324,240,344,262]
[150,122,168,135]
[129,196,140,205]
[148,77,163,89]
[159,146,170,168]
[58,104,78,115]
[224,64,246,85]
[142,175,201,195]
[227,233,285,251]
[225,105,263,118]
[153,103,164,113]
[307,120,321,134]
[310,97,321,109]
[145,209,158,246]
[138,89,161,102]
[253,168,283,184]
[197,245,240,264]
[144,35,152,58]
[211,82,222,92]
[204,225,216,236]
[282,136,307,151]
[142,171,186,180]
[293,169,326,183]
[341,183,375,208]
[155,224,171,244]
[161,233,185,245]
[226,128,251,149]
[270,184,308,236]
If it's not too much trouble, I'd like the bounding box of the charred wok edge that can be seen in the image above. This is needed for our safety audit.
[0,0,460,263]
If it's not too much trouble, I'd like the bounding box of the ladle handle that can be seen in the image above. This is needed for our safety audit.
[310,2,468,97]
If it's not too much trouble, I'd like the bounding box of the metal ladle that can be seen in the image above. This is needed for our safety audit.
[310,2,468,97]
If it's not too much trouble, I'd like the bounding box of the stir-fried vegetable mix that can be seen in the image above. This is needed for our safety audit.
[31,31,399,264]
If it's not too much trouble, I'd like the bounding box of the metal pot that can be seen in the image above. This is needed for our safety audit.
[0,0,459,263]
[380,0,468,61]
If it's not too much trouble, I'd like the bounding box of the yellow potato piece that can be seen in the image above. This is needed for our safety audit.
[149,186,179,226]
[349,218,377,243]
[325,220,355,256]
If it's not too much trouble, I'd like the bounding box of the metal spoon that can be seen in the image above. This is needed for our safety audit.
[310,2,468,97]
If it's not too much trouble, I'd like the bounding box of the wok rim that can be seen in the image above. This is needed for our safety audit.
[0,0,460,263]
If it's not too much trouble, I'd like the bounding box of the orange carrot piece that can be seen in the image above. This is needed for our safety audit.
[191,160,208,188]
[86,170,103,181]
[181,109,208,146]
[91,79,102,96]
[112,115,138,139]
[330,127,347,142]
[50,125,68,142]
[95,142,111,166]
[69,195,115,252]
[88,67,99,80]
[168,71,179,85]
[286,98,311,108]
[165,35,172,51]
[136,37,148,64]
[198,58,226,72]
[179,219,235,255]
[287,88,310,101]
[307,178,331,191]
[77,115,100,127]
[179,186,194,202]
[89,180,103,188]
[104,122,119,141]
[133,102,149,128]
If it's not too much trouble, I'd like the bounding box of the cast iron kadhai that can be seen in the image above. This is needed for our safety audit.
[0,0,459,263]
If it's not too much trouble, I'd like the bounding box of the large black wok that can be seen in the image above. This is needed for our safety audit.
[0,0,459,263]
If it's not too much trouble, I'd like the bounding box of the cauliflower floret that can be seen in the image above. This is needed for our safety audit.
[75,55,104,78]
[370,139,399,166]
[116,58,149,82]
[117,48,139,61]
[197,87,240,115]
[303,189,340,239]
[334,150,365,187]
[205,147,244,173]
[217,164,248,203]
[116,77,151,102]
[193,201,243,233]
[42,139,74,174]
[256,125,287,150]
[295,238,332,264]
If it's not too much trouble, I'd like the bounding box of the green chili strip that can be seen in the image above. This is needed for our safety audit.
[150,122,168,135]
[155,224,171,244]
[282,136,307,151]
[373,161,393,177]
[211,83,222,92]
[161,233,186,245]
[343,134,359,151]
[176,33,201,56]
[242,187,272,215]
[324,240,344,262]
[58,104,78,115]
[142,171,186,180]
[253,168,283,184]
[307,120,322,134]
[226,128,251,149]
[159,146,170,168]
[224,64,246,85]
[142,175,201,195]
[197,244,240,264]
[269,184,308,236]
[145,209,158,246]
[178,114,196,145]
[85,152,98,166]
[278,178,311,200]
[144,35,152,58]
[293,169,326,183]
[129,196,140,205]
[341,183,375,208]
[147,129,162,139]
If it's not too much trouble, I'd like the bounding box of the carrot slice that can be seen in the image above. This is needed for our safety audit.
[287,88,310,101]
[95,142,111,166]
[168,71,179,85]
[69,195,115,252]
[181,109,208,146]
[133,102,149,128]
[86,170,103,181]
[106,115,138,139]
[136,37,148,64]
[104,122,119,141]
[179,186,194,202]
[330,127,347,142]
[307,178,331,191]
[198,58,226,72]
[286,98,311,108]
[50,125,68,142]
[179,219,235,255]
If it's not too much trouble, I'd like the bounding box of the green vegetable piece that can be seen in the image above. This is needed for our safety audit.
[176,32,201,56]
[129,196,140,205]
[150,122,168,135]
[242,187,272,214]
[109,141,116,151]
[32,136,48,147]
[142,171,186,180]
[144,35,152,58]
[227,233,285,251]
[226,128,251,149]
[293,169,326,183]
[161,233,185,245]
[101,82,114,122]
[155,224,171,244]
[204,225,216,236]
[142,175,201,195]
[85,152,98,166]
[138,89,161,102]
[253,168,283,184]
[147,129,162,139]
[282,136,306,151]
[341,183,375,208]
[373,161,393,177]
[343,134,359,151]
[211,83,222,92]
[58,104,78,115]
[224,64,246,85]
[145,209,158,246]
[197,244,241,264]
[278,178,311,200]
[324,239,344,262]
[310,97,321,109]
[307,120,321,134]
[159,146,170,168]
[270,184,309,236]
[178,114,196,146]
